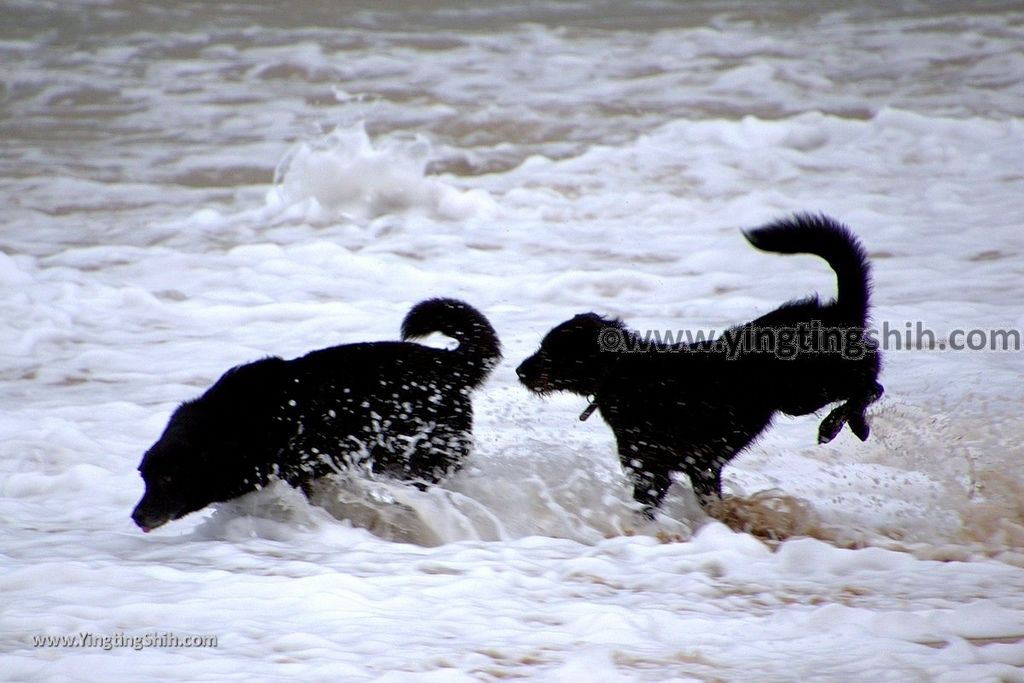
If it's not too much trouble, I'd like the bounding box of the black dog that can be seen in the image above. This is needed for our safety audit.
[517,214,883,514]
[132,298,501,532]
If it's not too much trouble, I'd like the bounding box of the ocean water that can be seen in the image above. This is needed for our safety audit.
[3,1,1024,680]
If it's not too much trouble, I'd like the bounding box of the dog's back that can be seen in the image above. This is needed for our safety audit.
[286,298,502,481]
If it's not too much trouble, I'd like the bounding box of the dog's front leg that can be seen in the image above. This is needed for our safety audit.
[617,437,673,516]
[629,465,673,518]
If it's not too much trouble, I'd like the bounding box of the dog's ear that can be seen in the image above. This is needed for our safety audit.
[202,357,289,411]
[571,313,629,353]
[569,312,624,329]
[570,312,604,324]
[558,313,626,347]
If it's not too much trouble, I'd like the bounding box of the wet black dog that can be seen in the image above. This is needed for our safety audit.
[132,298,501,532]
[517,214,883,514]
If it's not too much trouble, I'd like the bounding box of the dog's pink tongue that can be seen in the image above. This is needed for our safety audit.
[141,526,152,533]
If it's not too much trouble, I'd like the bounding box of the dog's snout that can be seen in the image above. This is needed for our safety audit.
[516,356,552,394]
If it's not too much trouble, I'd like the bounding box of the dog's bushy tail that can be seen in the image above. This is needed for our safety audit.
[743,213,872,322]
[401,298,502,387]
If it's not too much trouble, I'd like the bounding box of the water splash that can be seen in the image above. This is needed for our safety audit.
[267,122,493,224]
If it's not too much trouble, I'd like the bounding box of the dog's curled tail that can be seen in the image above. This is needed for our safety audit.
[743,213,872,322]
[401,298,502,387]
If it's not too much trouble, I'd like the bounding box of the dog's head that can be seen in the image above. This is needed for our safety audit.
[132,402,221,533]
[132,358,292,532]
[516,313,625,397]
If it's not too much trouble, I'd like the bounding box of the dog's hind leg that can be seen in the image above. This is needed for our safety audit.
[817,406,849,443]
[847,381,884,440]
[688,462,725,509]
[818,381,884,443]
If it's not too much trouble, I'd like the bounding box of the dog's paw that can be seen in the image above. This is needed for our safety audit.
[848,412,871,441]
[817,408,846,444]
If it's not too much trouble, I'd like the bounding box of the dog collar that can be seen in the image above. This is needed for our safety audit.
[579,396,598,422]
